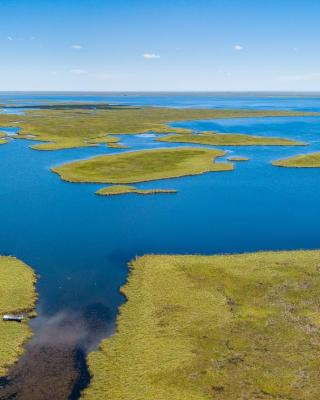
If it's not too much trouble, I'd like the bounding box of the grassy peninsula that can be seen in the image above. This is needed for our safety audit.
[0,132,8,145]
[273,152,320,167]
[82,250,320,400]
[0,256,37,376]
[96,185,177,196]
[157,132,305,146]
[52,148,233,184]
[0,106,317,150]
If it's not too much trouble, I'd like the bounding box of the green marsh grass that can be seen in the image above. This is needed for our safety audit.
[96,185,177,196]
[273,152,320,167]
[82,251,320,400]
[227,156,249,161]
[0,106,317,150]
[157,132,305,146]
[52,147,233,185]
[0,256,37,376]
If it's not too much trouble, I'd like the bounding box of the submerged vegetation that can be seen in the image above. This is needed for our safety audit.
[96,185,177,196]
[83,250,320,400]
[52,147,233,185]
[273,152,320,167]
[0,106,317,150]
[157,131,305,146]
[0,256,37,376]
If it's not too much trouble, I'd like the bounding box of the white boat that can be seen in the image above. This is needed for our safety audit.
[3,314,23,322]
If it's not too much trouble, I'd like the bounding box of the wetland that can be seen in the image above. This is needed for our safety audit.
[2,93,320,399]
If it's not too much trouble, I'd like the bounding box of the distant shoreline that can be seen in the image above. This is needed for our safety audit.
[2,91,320,97]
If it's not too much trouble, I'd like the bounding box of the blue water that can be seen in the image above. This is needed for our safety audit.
[4,91,320,111]
[1,93,320,337]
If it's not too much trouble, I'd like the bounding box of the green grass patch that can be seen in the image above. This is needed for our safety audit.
[227,156,249,161]
[0,107,316,150]
[52,147,232,185]
[273,152,320,167]
[0,131,8,145]
[157,132,305,146]
[82,250,320,400]
[0,256,37,376]
[96,185,177,196]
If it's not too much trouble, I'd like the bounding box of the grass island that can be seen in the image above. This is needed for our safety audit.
[52,147,233,185]
[227,156,249,161]
[0,256,37,376]
[157,131,305,147]
[82,250,320,400]
[96,185,177,196]
[273,152,320,167]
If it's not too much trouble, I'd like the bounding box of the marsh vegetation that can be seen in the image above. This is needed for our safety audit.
[0,256,37,376]
[227,156,249,161]
[0,106,316,150]
[83,250,320,400]
[0,132,8,145]
[52,148,233,185]
[96,185,177,196]
[158,132,305,146]
[273,152,320,167]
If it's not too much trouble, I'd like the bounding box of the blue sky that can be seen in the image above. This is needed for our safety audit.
[1,0,320,91]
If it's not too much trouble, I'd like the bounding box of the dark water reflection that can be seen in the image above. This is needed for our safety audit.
[0,303,112,400]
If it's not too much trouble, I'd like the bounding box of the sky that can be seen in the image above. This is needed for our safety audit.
[1,0,320,91]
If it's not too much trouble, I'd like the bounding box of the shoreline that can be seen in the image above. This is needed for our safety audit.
[0,256,38,376]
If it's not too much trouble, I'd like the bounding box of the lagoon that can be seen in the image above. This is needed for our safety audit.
[2,93,320,397]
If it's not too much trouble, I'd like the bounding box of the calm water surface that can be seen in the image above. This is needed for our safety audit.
[1,93,320,398]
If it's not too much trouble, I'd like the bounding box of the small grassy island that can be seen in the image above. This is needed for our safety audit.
[52,147,233,184]
[0,256,37,376]
[157,132,305,146]
[96,185,177,196]
[227,156,249,161]
[273,152,320,167]
[82,250,320,400]
[0,105,317,150]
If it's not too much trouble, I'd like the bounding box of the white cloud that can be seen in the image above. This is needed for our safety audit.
[234,44,243,51]
[279,72,320,82]
[70,69,87,74]
[143,53,160,59]
[71,44,82,49]
[7,36,13,41]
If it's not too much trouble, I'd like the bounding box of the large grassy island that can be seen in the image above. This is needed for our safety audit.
[0,106,317,150]
[82,250,320,400]
[0,256,37,376]
[52,147,233,185]
[273,152,320,167]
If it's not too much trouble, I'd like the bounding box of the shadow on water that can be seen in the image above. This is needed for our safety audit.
[0,303,113,400]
